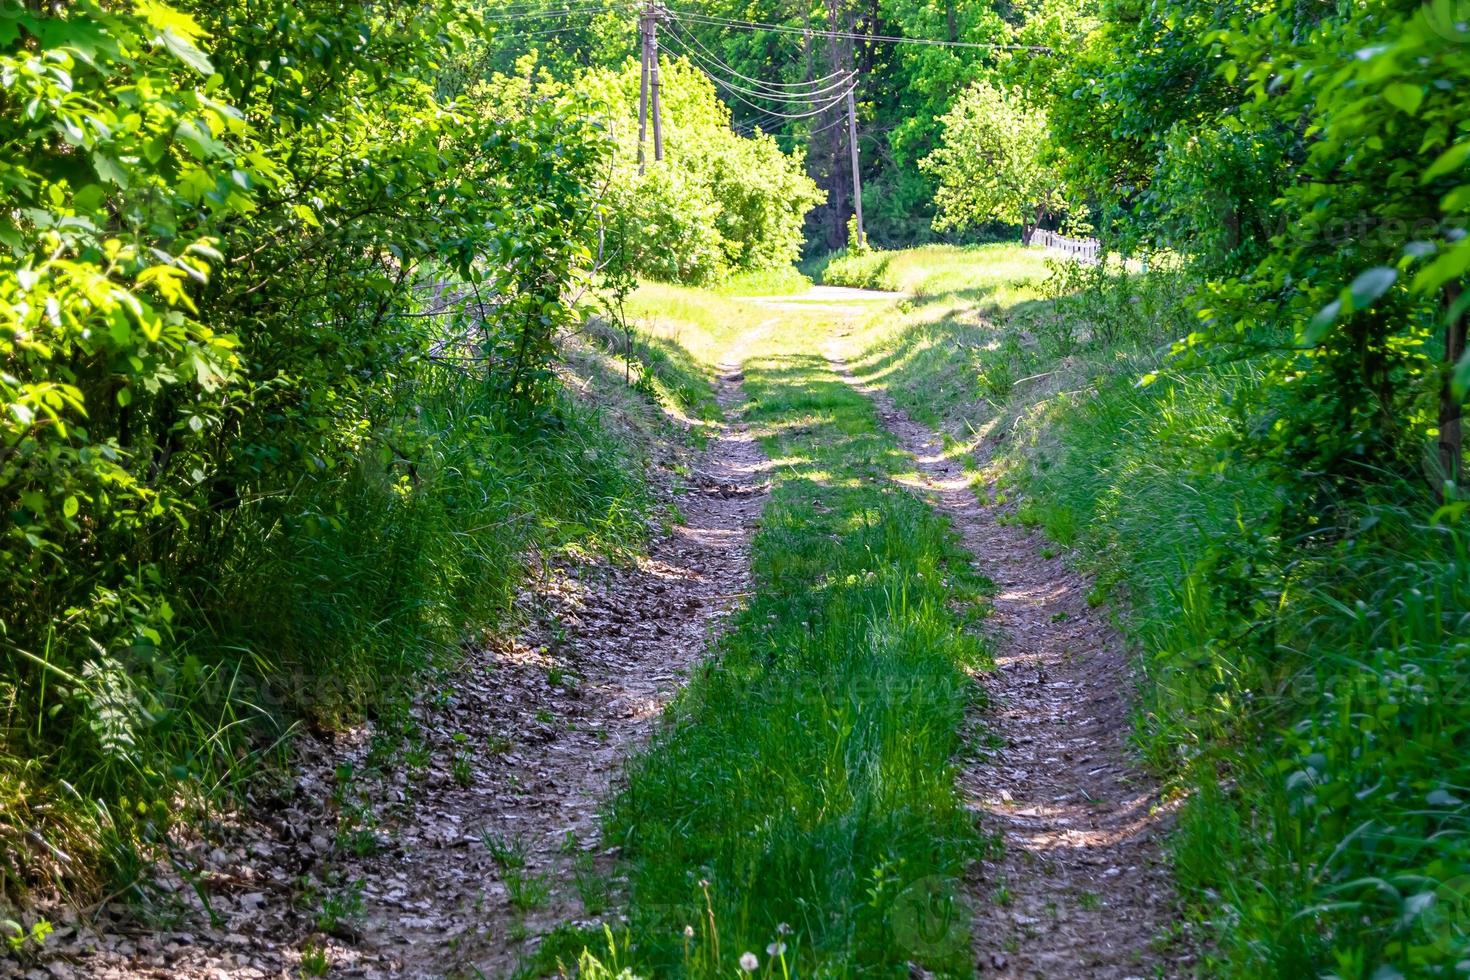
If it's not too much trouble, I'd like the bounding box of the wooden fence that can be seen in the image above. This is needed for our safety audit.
[1031,228,1100,265]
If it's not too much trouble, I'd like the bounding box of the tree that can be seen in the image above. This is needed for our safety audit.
[921,80,1069,242]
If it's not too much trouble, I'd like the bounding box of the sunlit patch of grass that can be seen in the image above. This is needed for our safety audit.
[625,283,787,365]
[819,243,1052,303]
[710,266,813,296]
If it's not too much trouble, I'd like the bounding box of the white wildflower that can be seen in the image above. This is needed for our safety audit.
[739,952,759,972]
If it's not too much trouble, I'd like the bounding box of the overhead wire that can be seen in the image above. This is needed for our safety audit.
[668,7,1052,52]
[490,26,605,40]
[658,17,858,139]
[482,0,631,13]
[480,1,876,141]
[661,18,847,91]
[661,27,854,103]
[663,43,852,100]
[711,80,853,120]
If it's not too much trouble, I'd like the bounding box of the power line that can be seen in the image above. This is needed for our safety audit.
[668,8,1052,52]
[662,28,854,103]
[482,0,632,13]
[662,19,847,92]
[709,76,855,120]
[491,26,605,39]
[664,37,848,101]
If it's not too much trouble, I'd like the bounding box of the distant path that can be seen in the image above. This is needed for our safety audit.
[735,284,907,315]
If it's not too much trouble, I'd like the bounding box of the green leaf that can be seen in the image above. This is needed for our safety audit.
[1453,345,1470,401]
[1412,238,1470,294]
[1382,82,1423,116]
[1423,141,1470,183]
[159,29,213,76]
[292,203,321,228]
[1348,267,1397,310]
[91,153,129,189]
[1441,184,1470,214]
[1304,298,1342,344]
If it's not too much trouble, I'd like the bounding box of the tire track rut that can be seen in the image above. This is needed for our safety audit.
[823,342,1182,979]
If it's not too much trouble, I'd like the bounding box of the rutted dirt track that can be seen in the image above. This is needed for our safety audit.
[348,343,772,976]
[40,298,1184,978]
[815,325,1183,976]
[51,349,769,979]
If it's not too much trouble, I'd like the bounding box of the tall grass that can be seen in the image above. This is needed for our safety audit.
[0,363,652,903]
[596,293,994,977]
[845,245,1470,975]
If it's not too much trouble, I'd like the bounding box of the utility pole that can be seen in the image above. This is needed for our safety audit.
[637,3,650,173]
[846,84,864,249]
[637,0,665,173]
[650,8,663,164]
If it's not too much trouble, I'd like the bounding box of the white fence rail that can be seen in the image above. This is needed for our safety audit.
[1031,228,1100,265]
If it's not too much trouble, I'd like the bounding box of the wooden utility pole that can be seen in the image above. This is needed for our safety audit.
[846,84,864,249]
[637,0,665,173]
[637,4,650,172]
[650,4,663,163]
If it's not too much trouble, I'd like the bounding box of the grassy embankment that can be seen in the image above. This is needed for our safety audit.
[825,242,1470,976]
[1,347,658,936]
[549,284,996,977]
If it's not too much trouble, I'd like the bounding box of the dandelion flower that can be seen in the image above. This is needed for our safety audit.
[776,922,791,935]
[684,925,695,938]
[766,942,787,956]
[739,952,759,972]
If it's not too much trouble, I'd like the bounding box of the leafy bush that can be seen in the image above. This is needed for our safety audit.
[1045,0,1470,967]
[1010,276,1470,977]
[574,57,825,285]
[1,0,642,897]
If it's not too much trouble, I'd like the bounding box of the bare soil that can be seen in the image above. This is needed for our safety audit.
[823,340,1186,979]
[34,348,769,980]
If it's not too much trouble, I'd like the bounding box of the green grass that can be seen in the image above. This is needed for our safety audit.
[596,293,995,977]
[580,312,722,427]
[624,281,779,363]
[845,246,1470,976]
[711,266,814,296]
[818,243,1053,305]
[0,358,656,906]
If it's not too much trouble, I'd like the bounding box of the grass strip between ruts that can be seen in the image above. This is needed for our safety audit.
[589,304,996,978]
